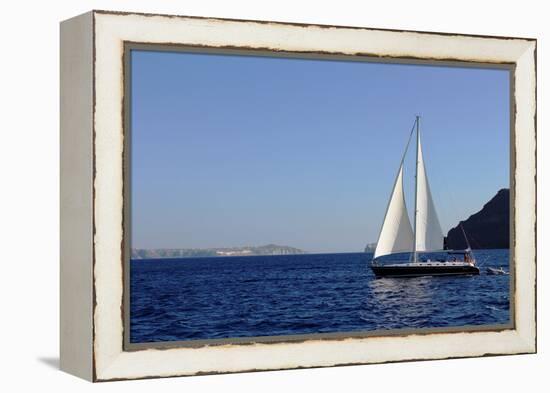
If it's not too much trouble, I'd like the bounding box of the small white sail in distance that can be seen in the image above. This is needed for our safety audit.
[374,164,414,259]
[414,133,444,252]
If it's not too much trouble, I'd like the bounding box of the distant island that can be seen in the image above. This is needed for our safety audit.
[131,244,306,259]
[364,242,377,253]
[445,188,509,249]
[365,188,510,252]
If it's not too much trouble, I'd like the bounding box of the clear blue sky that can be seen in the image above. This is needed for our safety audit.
[130,50,510,253]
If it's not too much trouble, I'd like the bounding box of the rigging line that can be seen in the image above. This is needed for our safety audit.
[435,142,484,267]
[438,156,473,251]
[462,229,484,253]
[372,117,418,262]
[445,184,482,252]
[457,222,488,266]
[397,117,418,168]
[459,222,481,265]
[459,223,471,249]
[412,115,420,264]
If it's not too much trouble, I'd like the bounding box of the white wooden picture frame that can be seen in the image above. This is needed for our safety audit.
[60,10,536,381]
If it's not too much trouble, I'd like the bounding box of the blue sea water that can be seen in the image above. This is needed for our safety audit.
[130,250,510,343]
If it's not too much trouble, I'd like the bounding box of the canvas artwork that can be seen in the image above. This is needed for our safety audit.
[60,11,536,381]
[126,48,512,346]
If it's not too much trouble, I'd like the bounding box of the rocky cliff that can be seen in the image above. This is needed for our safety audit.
[445,188,509,250]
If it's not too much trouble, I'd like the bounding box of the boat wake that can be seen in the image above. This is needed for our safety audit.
[486,267,509,275]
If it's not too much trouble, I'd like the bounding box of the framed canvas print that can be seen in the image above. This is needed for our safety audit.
[60,10,537,381]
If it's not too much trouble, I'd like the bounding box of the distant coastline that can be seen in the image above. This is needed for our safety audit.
[131,244,306,259]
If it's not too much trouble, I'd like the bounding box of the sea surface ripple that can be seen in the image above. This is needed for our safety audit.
[130,250,510,343]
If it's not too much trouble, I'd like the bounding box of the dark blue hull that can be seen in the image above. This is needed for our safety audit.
[371,264,480,277]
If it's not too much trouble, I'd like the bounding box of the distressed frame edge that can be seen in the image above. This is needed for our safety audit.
[59,10,95,381]
[92,8,537,42]
[512,40,537,353]
[89,11,537,382]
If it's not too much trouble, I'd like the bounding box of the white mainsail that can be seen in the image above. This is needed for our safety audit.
[414,133,444,253]
[374,164,414,259]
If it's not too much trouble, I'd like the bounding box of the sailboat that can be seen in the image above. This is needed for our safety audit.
[370,116,480,278]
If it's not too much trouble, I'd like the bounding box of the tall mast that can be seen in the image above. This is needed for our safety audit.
[413,115,420,263]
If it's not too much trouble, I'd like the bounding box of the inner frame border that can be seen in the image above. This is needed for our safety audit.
[122,42,517,352]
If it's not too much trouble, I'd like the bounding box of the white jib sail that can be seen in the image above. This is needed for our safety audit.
[374,164,414,259]
[415,135,444,252]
